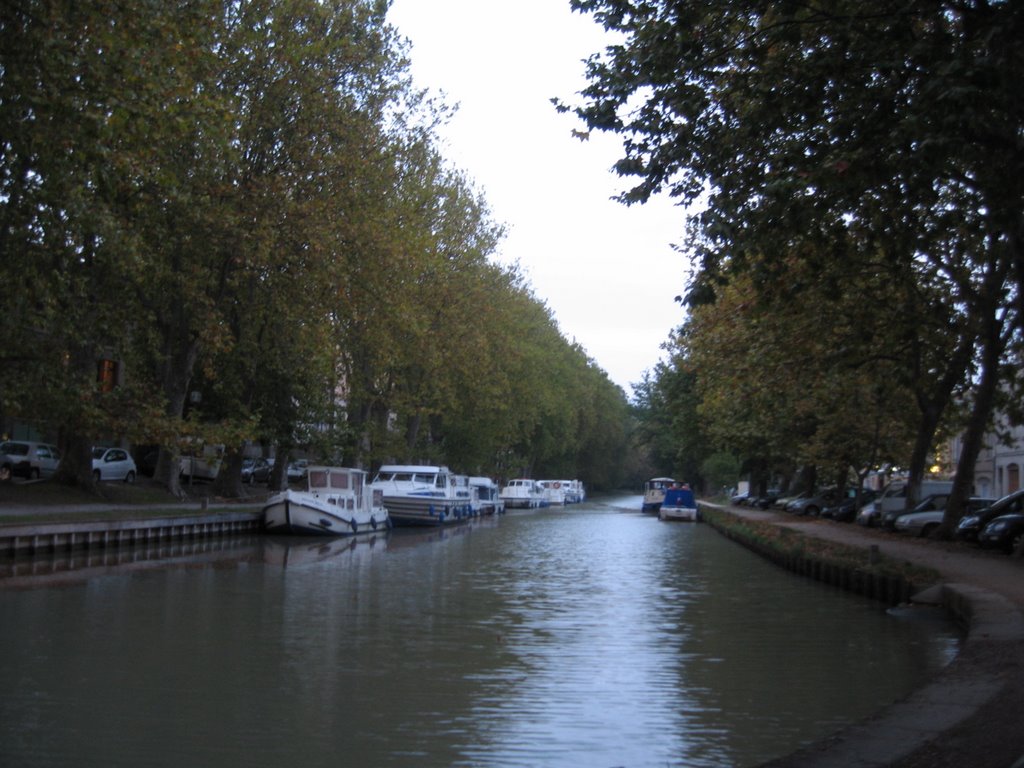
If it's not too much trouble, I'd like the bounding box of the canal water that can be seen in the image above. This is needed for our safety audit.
[0,495,959,768]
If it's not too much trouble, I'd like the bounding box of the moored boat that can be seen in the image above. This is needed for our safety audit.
[658,486,700,522]
[538,480,567,506]
[500,478,544,509]
[370,464,474,526]
[262,465,389,536]
[564,479,585,504]
[469,476,505,515]
[642,477,676,513]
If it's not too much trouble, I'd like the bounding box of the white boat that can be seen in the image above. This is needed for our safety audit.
[500,478,544,509]
[659,486,700,522]
[262,465,389,536]
[469,476,505,515]
[564,479,585,504]
[538,480,568,506]
[370,464,473,526]
[642,477,676,512]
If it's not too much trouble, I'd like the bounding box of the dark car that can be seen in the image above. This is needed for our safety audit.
[821,489,878,523]
[788,487,846,517]
[751,489,782,509]
[247,457,275,485]
[978,513,1024,554]
[955,489,1024,542]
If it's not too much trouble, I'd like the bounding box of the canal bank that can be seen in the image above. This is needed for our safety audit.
[702,502,1024,768]
[1,497,1021,767]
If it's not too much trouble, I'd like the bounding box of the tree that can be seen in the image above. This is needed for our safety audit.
[564,0,1024,507]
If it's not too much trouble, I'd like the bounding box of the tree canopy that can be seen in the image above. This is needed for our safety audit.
[567,1,1023,514]
[1,0,638,494]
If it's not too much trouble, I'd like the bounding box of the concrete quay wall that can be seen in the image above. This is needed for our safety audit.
[0,510,263,557]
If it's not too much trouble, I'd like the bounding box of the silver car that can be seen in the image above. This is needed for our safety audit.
[92,446,137,483]
[0,440,61,481]
[894,497,996,537]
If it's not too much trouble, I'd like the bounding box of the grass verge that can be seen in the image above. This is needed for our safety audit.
[702,506,941,588]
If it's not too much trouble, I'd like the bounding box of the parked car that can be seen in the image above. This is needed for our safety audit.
[287,459,309,483]
[248,457,275,484]
[0,440,61,481]
[91,446,137,483]
[893,497,997,538]
[870,478,955,526]
[751,489,782,509]
[955,489,1024,542]
[978,513,1024,554]
[772,492,806,511]
[882,493,949,530]
[788,488,847,517]
[821,489,878,523]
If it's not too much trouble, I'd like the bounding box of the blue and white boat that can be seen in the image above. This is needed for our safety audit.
[659,486,699,522]
[370,464,474,526]
[262,465,389,536]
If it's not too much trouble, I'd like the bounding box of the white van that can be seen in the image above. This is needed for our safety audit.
[858,478,954,526]
[179,444,225,481]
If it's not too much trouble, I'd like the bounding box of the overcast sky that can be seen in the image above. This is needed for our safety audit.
[386,0,691,393]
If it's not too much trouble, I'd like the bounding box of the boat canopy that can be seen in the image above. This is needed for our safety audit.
[664,487,696,508]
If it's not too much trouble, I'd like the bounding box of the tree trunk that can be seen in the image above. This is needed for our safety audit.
[214,447,246,498]
[942,259,1013,535]
[905,329,975,511]
[152,334,200,497]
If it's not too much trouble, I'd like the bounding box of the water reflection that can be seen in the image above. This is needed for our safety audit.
[0,498,959,768]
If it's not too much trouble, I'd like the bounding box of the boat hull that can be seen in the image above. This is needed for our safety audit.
[383,495,474,527]
[263,491,389,536]
[659,506,700,522]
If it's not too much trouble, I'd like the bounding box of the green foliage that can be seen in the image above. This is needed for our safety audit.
[0,0,634,493]
[568,1,1023,495]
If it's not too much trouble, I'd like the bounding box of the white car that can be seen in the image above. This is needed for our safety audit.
[92,447,137,483]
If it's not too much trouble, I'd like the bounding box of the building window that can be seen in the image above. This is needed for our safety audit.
[97,359,118,393]
[1009,463,1021,494]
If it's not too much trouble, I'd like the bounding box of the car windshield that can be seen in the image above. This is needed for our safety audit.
[2,442,29,456]
[91,447,106,459]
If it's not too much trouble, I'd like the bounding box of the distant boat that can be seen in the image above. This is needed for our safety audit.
[500,478,545,509]
[262,466,389,536]
[659,486,699,522]
[642,477,676,512]
[564,480,585,504]
[370,464,473,526]
[538,480,568,506]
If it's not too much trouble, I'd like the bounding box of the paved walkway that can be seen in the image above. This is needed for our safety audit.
[709,503,1024,768]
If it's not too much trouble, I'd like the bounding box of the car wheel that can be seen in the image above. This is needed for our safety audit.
[806,506,819,517]
[29,467,40,480]
[920,523,938,538]
[92,470,101,483]
[1009,532,1024,555]
[0,464,11,482]
[125,470,136,484]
